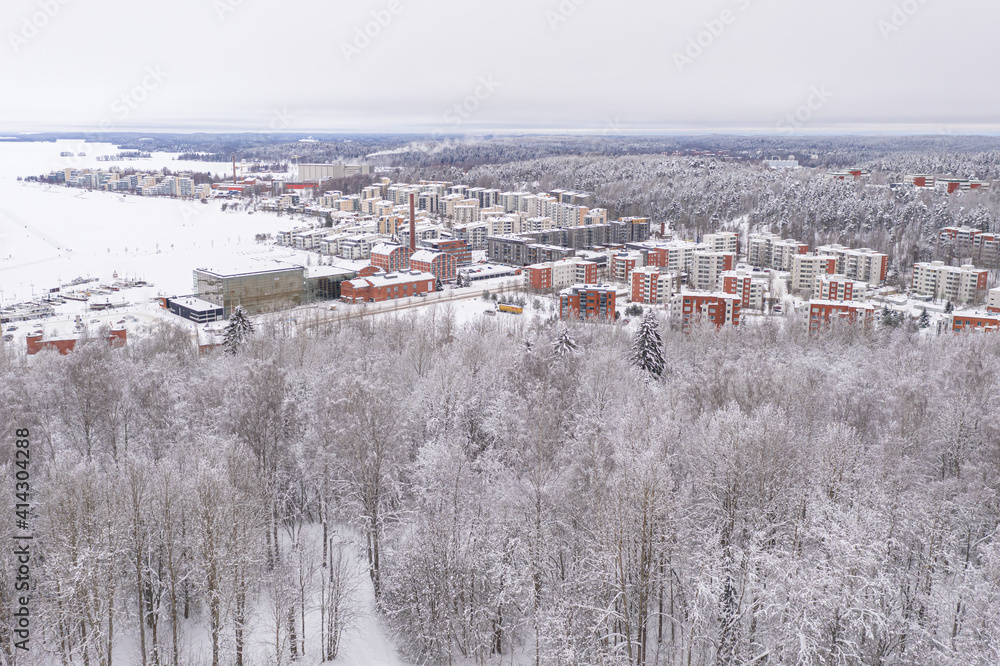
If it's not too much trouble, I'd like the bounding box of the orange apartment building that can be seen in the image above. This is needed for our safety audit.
[630,267,675,305]
[559,284,618,321]
[670,292,741,331]
[808,300,875,334]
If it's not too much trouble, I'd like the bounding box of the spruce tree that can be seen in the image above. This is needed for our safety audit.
[435,277,443,292]
[551,328,577,357]
[631,311,665,378]
[918,307,930,329]
[223,306,255,355]
[945,300,955,314]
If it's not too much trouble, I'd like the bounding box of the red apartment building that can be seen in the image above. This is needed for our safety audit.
[630,267,674,305]
[815,275,856,301]
[559,285,618,321]
[409,250,457,282]
[808,301,875,334]
[370,243,412,273]
[670,292,741,331]
[340,271,437,303]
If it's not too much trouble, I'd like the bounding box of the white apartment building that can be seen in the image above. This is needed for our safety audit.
[815,244,889,285]
[747,232,809,271]
[630,267,675,305]
[702,232,740,255]
[911,261,988,303]
[792,255,837,295]
[453,222,489,250]
[692,250,734,291]
[719,269,769,311]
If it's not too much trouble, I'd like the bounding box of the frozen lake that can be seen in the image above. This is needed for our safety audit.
[0,140,297,304]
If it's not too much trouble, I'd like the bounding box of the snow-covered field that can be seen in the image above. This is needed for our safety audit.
[0,140,285,304]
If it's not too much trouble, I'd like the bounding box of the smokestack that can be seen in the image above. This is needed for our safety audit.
[409,192,416,254]
[232,154,237,185]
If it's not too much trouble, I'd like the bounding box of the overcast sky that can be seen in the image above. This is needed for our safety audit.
[1,0,997,134]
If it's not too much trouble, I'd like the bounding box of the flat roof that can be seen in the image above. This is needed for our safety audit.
[307,266,357,279]
[195,259,304,278]
[170,297,223,313]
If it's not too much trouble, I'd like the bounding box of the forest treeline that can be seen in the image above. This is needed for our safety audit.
[1,311,999,666]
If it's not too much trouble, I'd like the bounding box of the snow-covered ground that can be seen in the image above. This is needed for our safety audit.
[0,140,283,305]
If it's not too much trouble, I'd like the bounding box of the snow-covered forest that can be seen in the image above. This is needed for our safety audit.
[2,310,999,666]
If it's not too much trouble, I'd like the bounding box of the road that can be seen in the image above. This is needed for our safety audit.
[296,288,486,332]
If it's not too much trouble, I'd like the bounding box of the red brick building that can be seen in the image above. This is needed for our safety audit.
[409,250,457,282]
[808,300,875,334]
[814,275,856,302]
[559,285,618,321]
[422,238,472,266]
[26,328,127,355]
[670,292,741,331]
[340,271,437,304]
[370,243,412,273]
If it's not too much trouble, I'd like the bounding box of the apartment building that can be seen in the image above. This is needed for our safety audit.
[641,241,702,274]
[526,258,600,290]
[988,287,1000,313]
[813,274,861,302]
[420,238,472,266]
[559,284,618,321]
[630,267,675,305]
[951,313,1000,333]
[612,251,645,282]
[452,222,489,250]
[815,244,889,285]
[747,233,809,271]
[911,261,988,303]
[692,251,736,291]
[808,301,876,334]
[702,231,740,255]
[720,270,768,311]
[791,255,837,295]
[670,292,741,331]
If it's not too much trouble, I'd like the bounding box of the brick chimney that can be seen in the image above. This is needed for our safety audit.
[409,192,416,254]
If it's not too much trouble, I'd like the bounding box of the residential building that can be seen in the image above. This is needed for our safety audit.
[988,287,1000,313]
[670,292,741,331]
[808,301,876,334]
[630,267,675,305]
[559,284,618,321]
[815,244,889,285]
[702,231,740,255]
[951,313,1000,333]
[791,255,837,295]
[692,251,736,291]
[911,261,988,303]
[611,251,645,282]
[813,275,860,302]
[527,259,599,290]
[720,270,768,311]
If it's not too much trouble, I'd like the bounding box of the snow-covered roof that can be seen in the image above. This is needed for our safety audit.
[409,250,441,263]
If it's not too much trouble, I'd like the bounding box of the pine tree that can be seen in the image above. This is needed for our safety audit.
[918,307,930,329]
[631,311,665,378]
[223,306,255,355]
[945,300,955,314]
[435,277,443,292]
[551,328,577,357]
